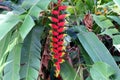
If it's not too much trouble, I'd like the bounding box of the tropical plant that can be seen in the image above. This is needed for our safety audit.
[0,0,120,80]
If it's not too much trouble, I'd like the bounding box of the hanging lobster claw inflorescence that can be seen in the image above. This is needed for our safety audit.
[49,0,69,77]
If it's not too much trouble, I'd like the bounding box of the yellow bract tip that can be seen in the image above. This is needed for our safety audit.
[49,30,52,33]
[62,52,65,56]
[61,59,65,63]
[67,6,73,9]
[62,46,66,50]
[66,14,70,17]
[64,34,67,37]
[65,21,69,24]
[49,24,52,26]
[48,17,51,19]
[55,70,60,77]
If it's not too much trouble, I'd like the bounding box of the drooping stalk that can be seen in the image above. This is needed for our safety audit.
[49,0,68,77]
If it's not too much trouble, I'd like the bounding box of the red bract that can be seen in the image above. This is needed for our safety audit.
[51,43,58,48]
[53,43,58,48]
[49,17,59,23]
[57,46,65,51]
[57,34,66,39]
[53,54,59,59]
[58,22,65,27]
[52,31,59,36]
[51,48,58,54]
[58,40,64,46]
[49,24,58,29]
[58,27,64,33]
[58,52,65,57]
[52,37,59,42]
[58,14,69,20]
[57,34,64,39]
[52,10,59,15]
[59,5,67,11]
[57,58,64,63]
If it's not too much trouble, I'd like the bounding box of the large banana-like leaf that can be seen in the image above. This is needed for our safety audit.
[77,32,120,80]
[60,62,81,80]
[0,12,20,41]
[93,15,114,30]
[3,44,22,80]
[20,26,44,80]
[0,32,12,62]
[0,31,22,80]
[93,15,120,52]
[22,0,50,19]
[108,16,120,25]
[0,32,12,79]
[29,0,50,18]
[0,60,12,80]
[19,15,35,40]
[19,0,50,40]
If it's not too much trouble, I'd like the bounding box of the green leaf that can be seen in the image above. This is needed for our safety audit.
[0,61,12,74]
[28,6,42,19]
[93,15,120,52]
[114,44,120,52]
[20,26,43,80]
[101,28,119,37]
[23,0,50,19]
[0,12,20,41]
[0,32,12,62]
[85,76,93,80]
[0,32,12,79]
[19,15,35,40]
[51,0,57,3]
[37,0,51,10]
[108,16,120,25]
[113,0,120,9]
[22,0,39,10]
[86,76,93,80]
[113,56,120,62]
[3,44,22,80]
[90,62,115,80]
[93,15,114,30]
[77,32,120,79]
[60,62,81,80]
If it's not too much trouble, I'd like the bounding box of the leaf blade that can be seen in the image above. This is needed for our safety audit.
[60,62,81,80]
[20,26,43,80]
[77,32,120,79]
[0,13,20,41]
[19,15,35,40]
[3,44,22,80]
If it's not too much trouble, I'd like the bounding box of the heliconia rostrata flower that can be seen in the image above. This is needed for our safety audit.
[49,0,69,77]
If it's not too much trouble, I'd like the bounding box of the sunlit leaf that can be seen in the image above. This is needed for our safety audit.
[0,61,12,74]
[3,44,22,80]
[0,12,20,41]
[93,15,114,30]
[90,62,115,80]
[108,16,120,25]
[113,0,120,9]
[19,15,35,40]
